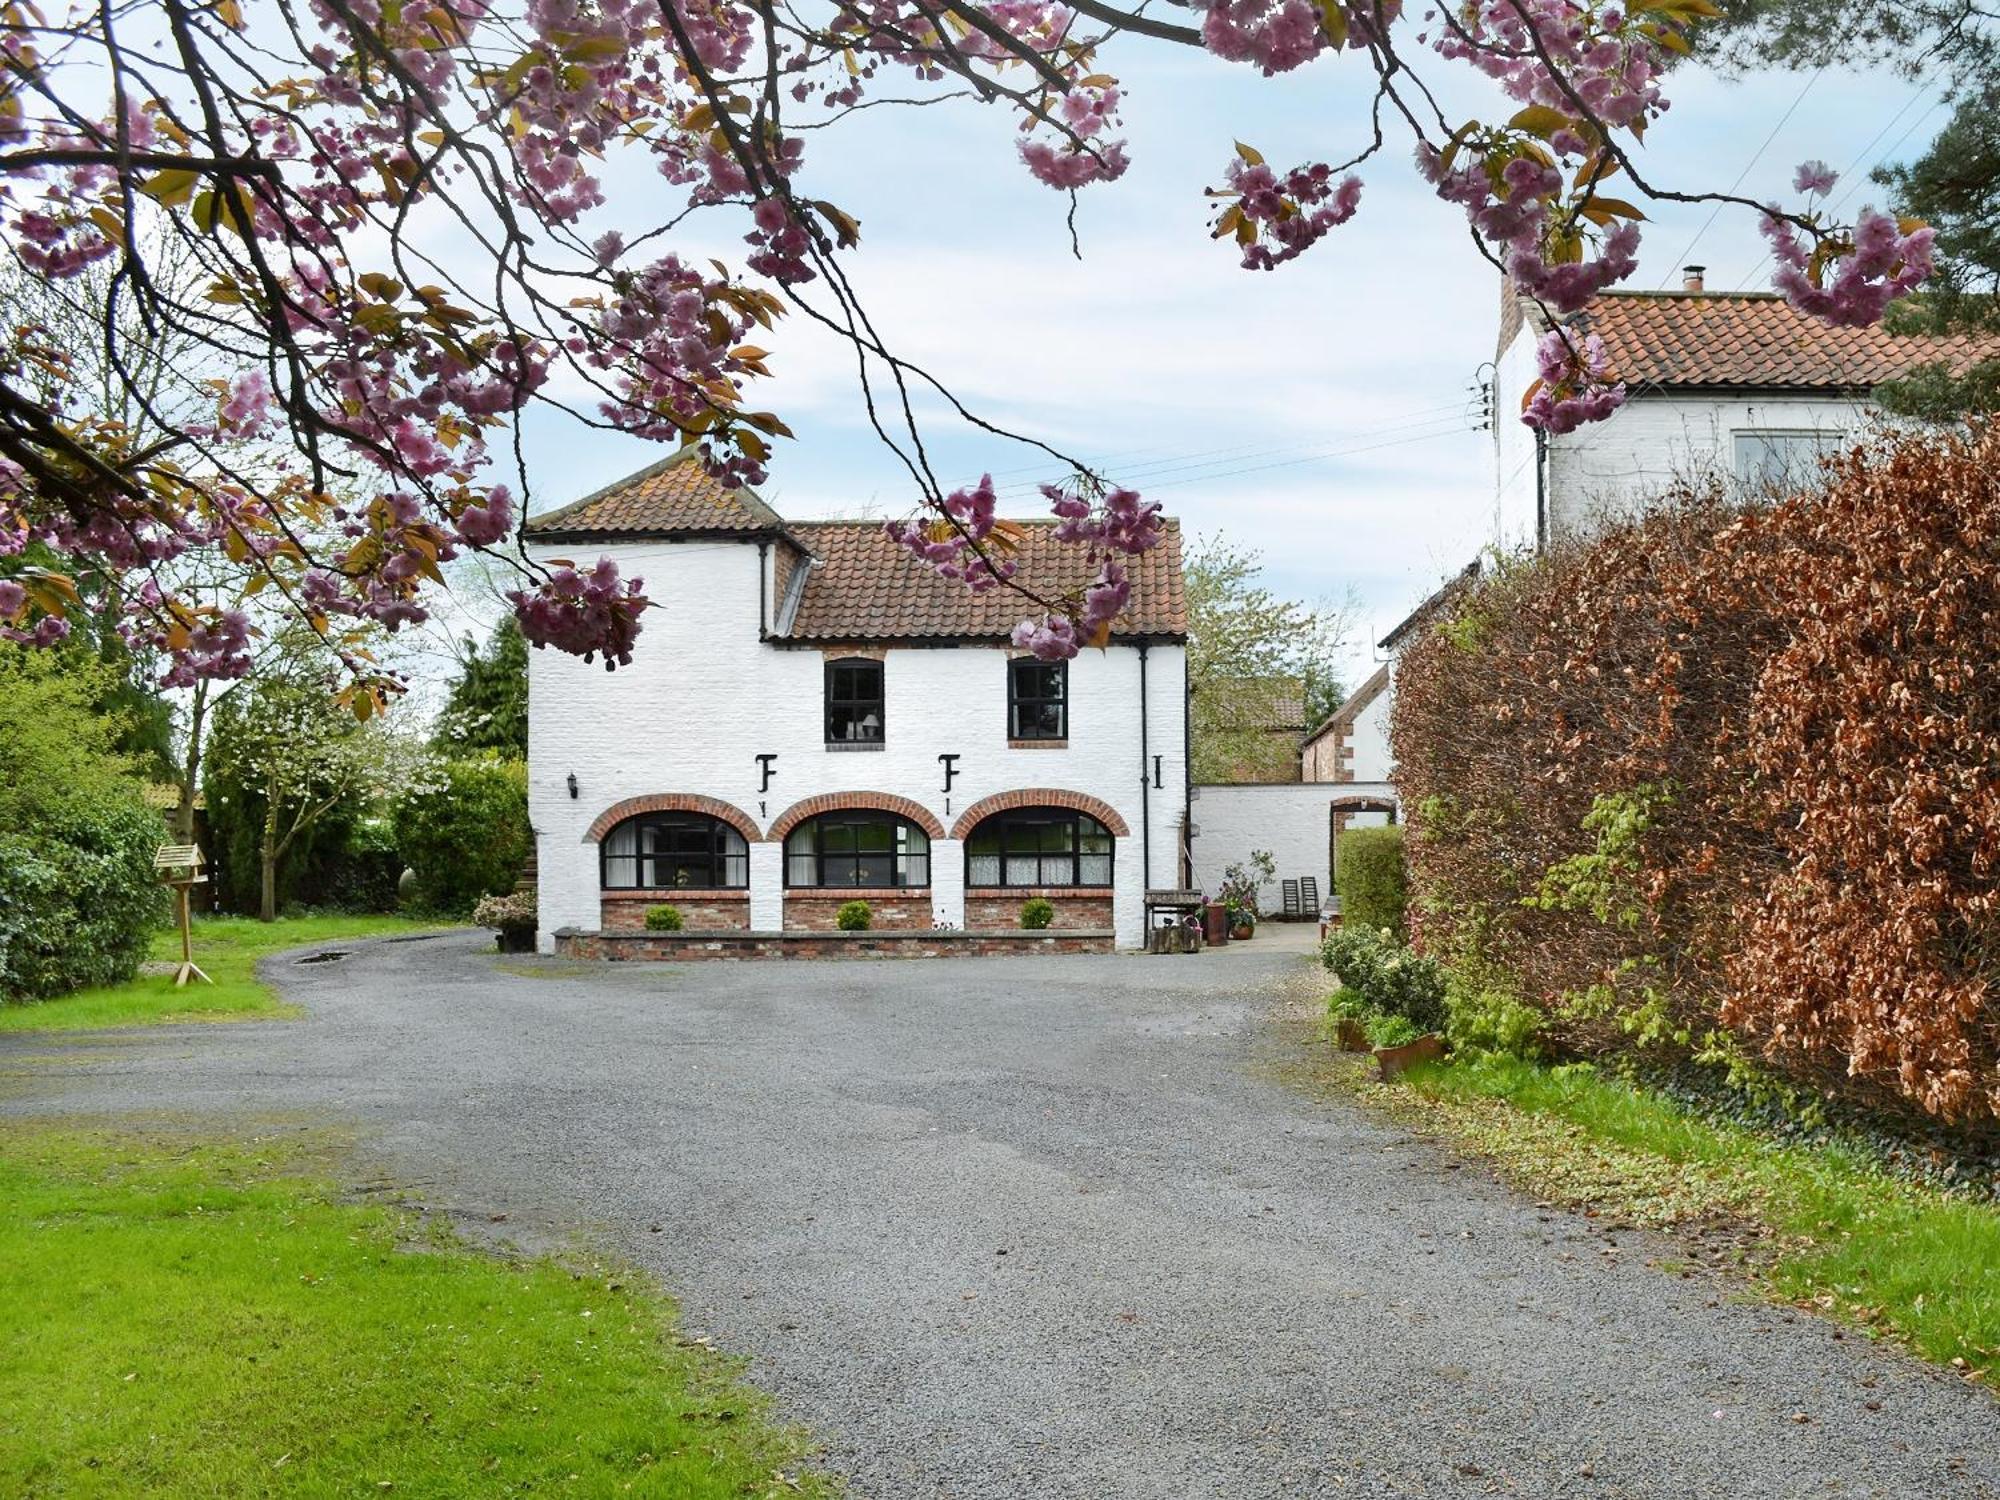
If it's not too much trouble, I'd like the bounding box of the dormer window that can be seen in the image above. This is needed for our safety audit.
[825,658,884,746]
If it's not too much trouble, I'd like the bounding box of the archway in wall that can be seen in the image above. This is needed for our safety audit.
[1328,796,1398,881]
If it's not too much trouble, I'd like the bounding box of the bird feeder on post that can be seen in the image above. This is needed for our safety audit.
[154,843,213,988]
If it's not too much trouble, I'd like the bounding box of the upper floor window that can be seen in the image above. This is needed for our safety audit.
[1009,658,1067,740]
[1733,430,1844,493]
[965,808,1113,888]
[602,812,748,890]
[785,812,930,888]
[826,658,884,746]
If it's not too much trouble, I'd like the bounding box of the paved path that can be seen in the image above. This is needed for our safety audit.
[4,930,1996,1498]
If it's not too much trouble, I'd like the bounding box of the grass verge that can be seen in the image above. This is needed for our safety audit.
[0,915,456,1033]
[1306,1043,2000,1384]
[0,1120,832,1498]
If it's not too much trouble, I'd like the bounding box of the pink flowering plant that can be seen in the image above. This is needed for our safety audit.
[0,0,1932,682]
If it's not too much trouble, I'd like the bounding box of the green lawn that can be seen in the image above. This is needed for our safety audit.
[0,1122,833,1498]
[1336,1048,2000,1382]
[0,915,457,1033]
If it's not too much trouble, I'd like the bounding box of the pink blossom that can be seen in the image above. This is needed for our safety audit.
[453,485,513,546]
[219,369,278,438]
[1764,207,1934,327]
[1793,160,1838,196]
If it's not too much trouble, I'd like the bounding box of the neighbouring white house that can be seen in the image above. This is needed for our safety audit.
[1489,267,1995,549]
[523,450,1189,958]
[1327,271,1999,835]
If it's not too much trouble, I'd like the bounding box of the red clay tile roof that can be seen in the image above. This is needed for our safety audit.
[1560,291,2000,391]
[782,519,1186,643]
[525,452,1186,642]
[523,449,787,539]
[1207,676,1306,732]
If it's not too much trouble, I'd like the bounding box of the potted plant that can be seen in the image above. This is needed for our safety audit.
[836,899,872,931]
[644,904,685,932]
[1020,897,1055,930]
[472,890,537,954]
[1218,850,1274,940]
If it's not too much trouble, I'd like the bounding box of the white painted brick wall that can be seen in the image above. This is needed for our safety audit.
[1346,681,1393,783]
[527,537,1187,951]
[1188,780,1397,915]
[1492,318,1881,549]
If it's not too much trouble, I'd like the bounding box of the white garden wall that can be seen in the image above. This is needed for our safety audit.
[1188,781,1397,915]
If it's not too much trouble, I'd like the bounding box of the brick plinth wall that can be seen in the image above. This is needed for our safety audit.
[963,887,1114,931]
[783,888,933,931]
[602,890,750,931]
[556,929,1116,961]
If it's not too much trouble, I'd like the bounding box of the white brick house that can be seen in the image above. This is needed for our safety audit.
[523,451,1189,956]
[1349,276,1991,775]
[1487,269,1990,550]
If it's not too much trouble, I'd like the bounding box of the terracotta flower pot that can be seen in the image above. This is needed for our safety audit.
[1373,1033,1447,1080]
[1231,924,1253,941]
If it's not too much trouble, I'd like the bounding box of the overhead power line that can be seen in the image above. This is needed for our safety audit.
[1657,65,1825,290]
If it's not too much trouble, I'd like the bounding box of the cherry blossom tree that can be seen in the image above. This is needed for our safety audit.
[0,0,1938,692]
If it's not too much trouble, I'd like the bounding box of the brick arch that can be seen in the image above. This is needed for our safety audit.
[950,789,1131,841]
[584,793,764,845]
[1328,795,1398,822]
[767,791,946,842]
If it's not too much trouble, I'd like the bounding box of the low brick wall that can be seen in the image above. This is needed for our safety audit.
[963,887,1114,932]
[555,929,1116,961]
[783,888,934,931]
[602,890,751,931]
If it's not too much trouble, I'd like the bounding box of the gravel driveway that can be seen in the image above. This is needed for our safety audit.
[4,929,1996,1498]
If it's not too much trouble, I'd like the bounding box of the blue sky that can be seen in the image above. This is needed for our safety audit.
[507,41,1941,683]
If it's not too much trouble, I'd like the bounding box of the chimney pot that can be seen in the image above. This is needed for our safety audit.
[1683,265,1707,292]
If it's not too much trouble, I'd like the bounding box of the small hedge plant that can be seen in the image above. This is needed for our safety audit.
[835,900,871,931]
[1320,925,1446,1036]
[1336,825,1408,937]
[472,890,537,952]
[1020,898,1054,930]
[643,904,684,932]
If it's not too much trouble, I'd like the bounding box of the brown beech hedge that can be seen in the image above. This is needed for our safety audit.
[1393,427,2000,1131]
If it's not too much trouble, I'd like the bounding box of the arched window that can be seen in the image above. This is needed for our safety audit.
[965,807,1113,888]
[785,811,930,888]
[601,812,749,890]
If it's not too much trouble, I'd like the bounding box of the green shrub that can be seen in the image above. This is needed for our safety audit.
[1443,954,1545,1058]
[0,646,166,1002]
[1320,925,1446,1034]
[473,890,538,951]
[0,800,165,1001]
[1336,825,1407,936]
[1020,898,1054,930]
[1364,1012,1424,1050]
[644,904,685,932]
[835,900,871,931]
[393,758,530,914]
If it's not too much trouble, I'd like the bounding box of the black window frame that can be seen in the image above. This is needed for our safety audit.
[784,811,931,889]
[600,812,749,891]
[825,657,886,746]
[1008,657,1067,740]
[963,807,1114,889]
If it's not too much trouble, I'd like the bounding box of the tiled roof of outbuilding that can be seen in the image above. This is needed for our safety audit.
[522,449,787,539]
[782,519,1187,643]
[1559,291,2000,391]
